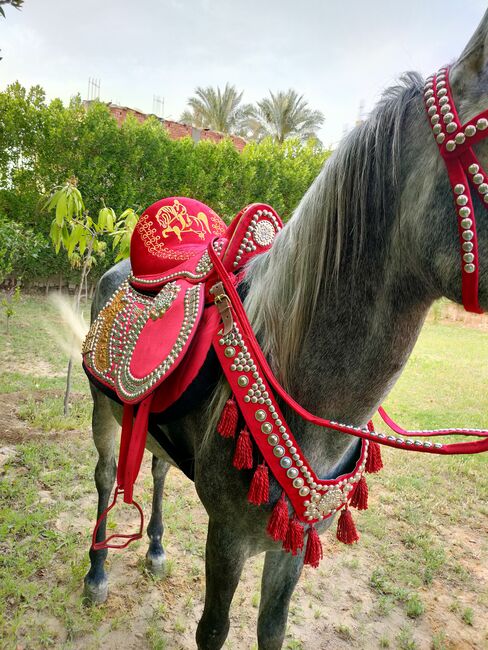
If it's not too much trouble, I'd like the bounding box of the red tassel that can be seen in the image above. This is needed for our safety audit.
[248,463,269,505]
[336,507,359,544]
[266,492,289,542]
[350,476,368,510]
[365,441,383,474]
[283,515,304,555]
[217,397,239,438]
[233,427,253,470]
[304,525,323,568]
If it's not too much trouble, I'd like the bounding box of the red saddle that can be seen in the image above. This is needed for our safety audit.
[82,196,283,548]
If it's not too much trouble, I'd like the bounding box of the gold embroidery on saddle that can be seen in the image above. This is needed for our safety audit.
[149,282,181,320]
[138,199,217,262]
[82,288,127,372]
[82,279,204,402]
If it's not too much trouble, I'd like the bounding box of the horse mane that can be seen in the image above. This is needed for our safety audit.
[244,72,425,388]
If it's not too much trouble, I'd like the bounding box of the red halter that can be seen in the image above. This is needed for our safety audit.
[424,66,488,314]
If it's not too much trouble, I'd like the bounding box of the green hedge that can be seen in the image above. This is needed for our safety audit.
[0,82,330,283]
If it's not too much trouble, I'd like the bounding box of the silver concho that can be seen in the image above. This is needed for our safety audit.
[252,220,275,247]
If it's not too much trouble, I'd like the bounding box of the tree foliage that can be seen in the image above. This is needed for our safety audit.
[246,90,325,144]
[181,83,253,135]
[0,83,331,283]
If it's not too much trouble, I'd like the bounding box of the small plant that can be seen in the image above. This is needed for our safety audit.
[432,631,447,650]
[461,606,474,626]
[379,637,390,648]
[335,624,353,641]
[397,626,417,650]
[1,283,21,333]
[406,593,425,619]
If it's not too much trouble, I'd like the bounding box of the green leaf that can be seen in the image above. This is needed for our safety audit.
[55,192,67,226]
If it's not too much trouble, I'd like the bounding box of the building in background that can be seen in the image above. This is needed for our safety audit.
[82,101,247,153]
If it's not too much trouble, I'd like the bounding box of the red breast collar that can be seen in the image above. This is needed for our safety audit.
[424,66,488,314]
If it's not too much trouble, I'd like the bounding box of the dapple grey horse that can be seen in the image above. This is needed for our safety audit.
[83,13,488,649]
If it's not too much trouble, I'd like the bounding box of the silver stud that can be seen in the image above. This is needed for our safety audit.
[436,133,445,144]
[424,89,434,98]
[456,195,468,206]
[237,375,249,387]
[454,184,465,195]
[464,263,476,273]
[477,118,488,130]
[446,122,457,133]
[437,88,447,97]
[287,468,299,479]
[224,346,235,358]
[465,125,476,137]
[473,173,484,184]
[439,96,449,106]
[280,457,292,469]
[299,486,310,497]
[459,206,470,217]
[462,230,474,241]
[431,114,440,124]
[478,183,488,194]
[445,140,456,152]
[433,124,442,135]
[428,106,437,117]
[255,409,266,421]
[437,80,446,88]
[462,241,474,252]
[440,104,451,115]
[455,133,465,145]
[273,445,285,458]
[261,422,273,434]
[463,253,475,263]
[468,163,479,175]
[461,218,472,229]
[426,97,435,107]
[267,434,279,446]
[443,112,454,123]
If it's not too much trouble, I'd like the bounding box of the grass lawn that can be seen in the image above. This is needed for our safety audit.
[0,294,487,649]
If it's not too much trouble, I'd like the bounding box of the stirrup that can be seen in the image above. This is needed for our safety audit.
[91,486,144,551]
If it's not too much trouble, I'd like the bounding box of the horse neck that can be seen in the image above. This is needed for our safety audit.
[282,245,433,476]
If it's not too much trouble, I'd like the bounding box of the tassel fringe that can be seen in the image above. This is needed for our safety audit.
[350,476,368,510]
[365,441,383,474]
[304,525,323,568]
[217,397,239,438]
[283,515,304,555]
[248,463,269,505]
[336,507,359,544]
[267,492,289,542]
[233,427,253,470]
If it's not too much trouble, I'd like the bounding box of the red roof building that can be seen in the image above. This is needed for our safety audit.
[83,101,247,152]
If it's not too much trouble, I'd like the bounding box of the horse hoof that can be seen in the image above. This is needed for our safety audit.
[145,550,167,576]
[83,578,109,604]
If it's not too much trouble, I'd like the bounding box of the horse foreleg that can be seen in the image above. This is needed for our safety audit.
[257,549,304,650]
[196,519,248,650]
[145,455,170,575]
[83,388,118,604]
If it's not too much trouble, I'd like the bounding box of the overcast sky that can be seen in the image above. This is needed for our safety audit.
[1,0,487,147]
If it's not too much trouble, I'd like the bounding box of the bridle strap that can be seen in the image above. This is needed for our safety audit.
[208,242,488,455]
[424,66,488,313]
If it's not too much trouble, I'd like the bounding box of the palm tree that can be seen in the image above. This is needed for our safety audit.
[246,90,324,144]
[180,84,253,135]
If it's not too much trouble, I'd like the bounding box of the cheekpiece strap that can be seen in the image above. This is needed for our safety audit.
[424,65,488,314]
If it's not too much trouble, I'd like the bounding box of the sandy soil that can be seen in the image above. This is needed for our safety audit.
[1,393,487,650]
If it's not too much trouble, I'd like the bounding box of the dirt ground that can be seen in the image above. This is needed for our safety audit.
[1,392,487,650]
